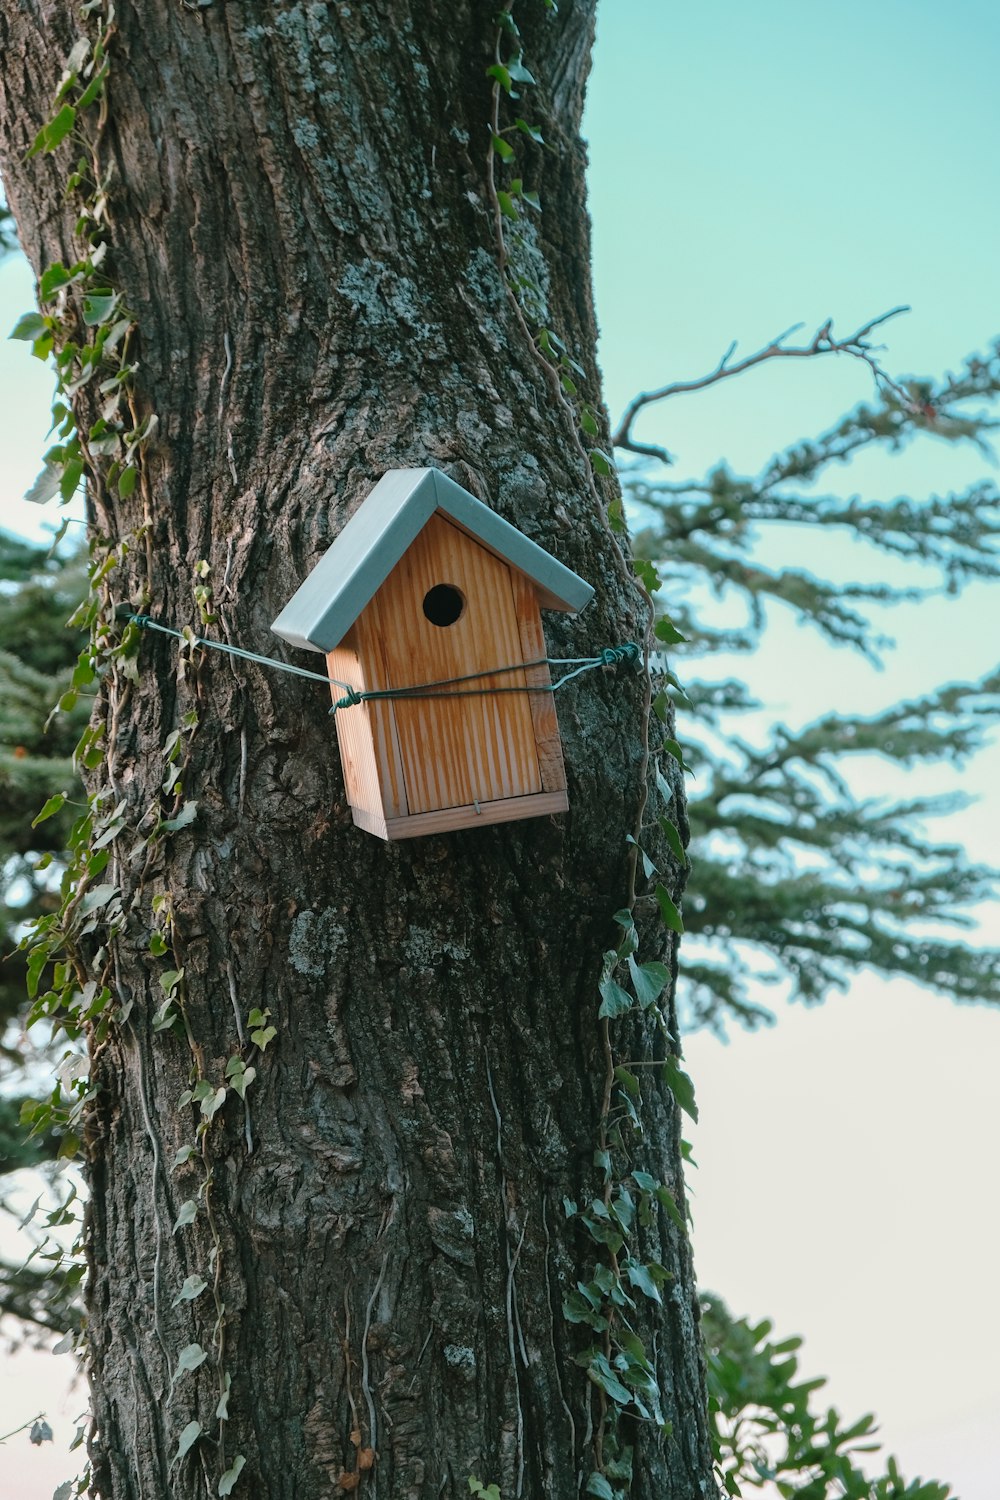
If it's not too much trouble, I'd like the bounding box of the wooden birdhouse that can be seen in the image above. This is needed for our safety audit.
[271,467,594,839]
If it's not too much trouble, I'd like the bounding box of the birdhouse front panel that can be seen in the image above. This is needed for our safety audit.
[328,512,571,836]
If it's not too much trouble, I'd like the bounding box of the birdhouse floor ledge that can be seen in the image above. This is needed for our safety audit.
[352,789,569,841]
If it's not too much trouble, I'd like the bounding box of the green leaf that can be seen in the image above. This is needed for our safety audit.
[163,799,198,833]
[514,117,544,144]
[82,291,119,326]
[172,1144,195,1169]
[174,1420,202,1462]
[497,190,518,219]
[654,616,686,645]
[172,1275,207,1307]
[251,1024,277,1050]
[29,104,76,156]
[24,462,62,506]
[654,884,684,934]
[218,1455,246,1496]
[614,1065,640,1099]
[32,793,66,828]
[589,447,614,476]
[665,1057,698,1123]
[117,464,138,498]
[173,1341,207,1378]
[173,1200,197,1233]
[659,817,687,864]
[627,955,669,1009]
[586,1476,615,1500]
[491,133,515,162]
[79,881,117,916]
[9,311,46,341]
[159,968,184,995]
[39,261,74,299]
[200,1086,228,1121]
[598,977,633,1019]
[626,1260,663,1304]
[231,1065,255,1100]
[486,62,512,93]
[149,932,168,956]
[60,455,85,502]
[507,57,536,84]
[661,739,685,768]
[587,1353,631,1407]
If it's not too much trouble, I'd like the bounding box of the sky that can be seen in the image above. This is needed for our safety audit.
[1,3,999,1497]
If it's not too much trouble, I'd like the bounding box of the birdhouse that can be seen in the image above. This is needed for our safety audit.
[271,467,594,840]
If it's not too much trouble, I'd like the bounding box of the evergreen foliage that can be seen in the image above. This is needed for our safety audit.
[628,344,1000,1029]
[0,529,86,1334]
[703,1294,951,1499]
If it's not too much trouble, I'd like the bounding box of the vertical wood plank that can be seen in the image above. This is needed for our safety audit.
[372,515,542,814]
[509,570,567,795]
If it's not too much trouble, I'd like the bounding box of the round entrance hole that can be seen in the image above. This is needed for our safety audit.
[422,583,466,627]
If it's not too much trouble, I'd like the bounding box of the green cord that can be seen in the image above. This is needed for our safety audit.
[128,615,641,714]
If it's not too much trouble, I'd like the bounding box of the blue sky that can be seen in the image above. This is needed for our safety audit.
[585,6,999,1497]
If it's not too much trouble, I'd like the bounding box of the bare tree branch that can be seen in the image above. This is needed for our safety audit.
[612,307,912,460]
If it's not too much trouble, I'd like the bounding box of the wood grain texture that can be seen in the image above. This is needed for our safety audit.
[380,789,568,840]
[368,515,542,815]
[510,568,567,795]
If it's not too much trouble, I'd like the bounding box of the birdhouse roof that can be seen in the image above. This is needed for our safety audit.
[271,467,595,653]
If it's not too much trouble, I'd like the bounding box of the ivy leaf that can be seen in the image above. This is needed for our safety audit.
[656,1185,687,1235]
[173,1341,207,1378]
[586,1477,615,1500]
[491,133,515,162]
[172,1274,207,1307]
[82,290,119,326]
[659,817,687,865]
[589,447,614,476]
[654,616,686,645]
[163,799,198,833]
[626,1260,663,1304]
[514,117,544,144]
[172,1144,195,1170]
[24,462,62,505]
[627,955,669,1009]
[9,311,46,341]
[598,977,633,1019]
[174,1420,202,1462]
[587,1353,631,1407]
[231,1064,255,1100]
[664,1057,698,1123]
[200,1086,228,1121]
[39,262,74,300]
[173,1200,197,1233]
[486,62,512,93]
[507,57,536,84]
[79,882,118,916]
[218,1455,246,1496]
[654,884,684,934]
[32,793,66,827]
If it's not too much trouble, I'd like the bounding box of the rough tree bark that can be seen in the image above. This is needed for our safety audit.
[0,4,714,1498]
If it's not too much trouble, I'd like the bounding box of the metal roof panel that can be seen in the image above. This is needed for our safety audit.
[271,467,594,653]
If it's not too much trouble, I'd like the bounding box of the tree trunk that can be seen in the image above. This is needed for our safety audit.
[0,4,714,1497]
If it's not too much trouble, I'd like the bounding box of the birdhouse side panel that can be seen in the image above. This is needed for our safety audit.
[509,569,567,796]
[327,633,408,826]
[370,514,543,815]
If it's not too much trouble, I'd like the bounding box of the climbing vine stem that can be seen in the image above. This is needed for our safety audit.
[485,6,695,1497]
